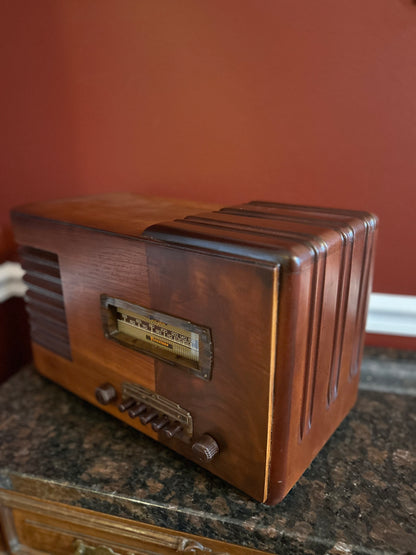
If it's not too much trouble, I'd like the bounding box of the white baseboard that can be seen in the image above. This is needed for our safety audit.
[0,262,27,303]
[366,293,416,337]
[0,263,415,338]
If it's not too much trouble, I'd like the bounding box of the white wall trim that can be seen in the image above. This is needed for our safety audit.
[0,262,415,338]
[366,293,416,337]
[0,262,27,303]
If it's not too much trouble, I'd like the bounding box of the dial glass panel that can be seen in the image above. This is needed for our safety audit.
[116,307,199,362]
[101,295,212,380]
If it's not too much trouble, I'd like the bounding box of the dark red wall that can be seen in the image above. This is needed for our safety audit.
[1,1,416,347]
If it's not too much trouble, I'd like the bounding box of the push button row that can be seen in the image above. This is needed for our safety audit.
[119,396,184,438]
[95,384,220,462]
[95,386,184,438]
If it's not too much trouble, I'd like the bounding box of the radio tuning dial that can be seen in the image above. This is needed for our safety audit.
[95,383,117,405]
[192,434,219,463]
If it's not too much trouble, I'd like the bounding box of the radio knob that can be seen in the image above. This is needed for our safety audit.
[192,434,219,463]
[95,383,117,405]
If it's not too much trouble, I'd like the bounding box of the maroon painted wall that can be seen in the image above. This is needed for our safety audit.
[1,1,416,348]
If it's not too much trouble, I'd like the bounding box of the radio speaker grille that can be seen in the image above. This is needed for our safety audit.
[20,246,71,360]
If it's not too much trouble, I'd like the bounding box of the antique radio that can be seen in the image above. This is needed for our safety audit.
[11,194,377,505]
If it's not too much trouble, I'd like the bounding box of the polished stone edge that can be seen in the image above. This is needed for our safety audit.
[4,472,345,554]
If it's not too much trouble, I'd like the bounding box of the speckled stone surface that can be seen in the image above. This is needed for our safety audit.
[0,349,415,554]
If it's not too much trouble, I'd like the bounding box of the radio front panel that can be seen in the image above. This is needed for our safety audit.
[13,214,277,502]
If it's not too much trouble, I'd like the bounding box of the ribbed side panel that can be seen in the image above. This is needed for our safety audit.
[228,201,372,433]
[241,201,376,382]
[20,246,71,360]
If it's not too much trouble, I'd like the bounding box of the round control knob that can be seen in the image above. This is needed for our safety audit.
[191,434,219,463]
[95,383,117,405]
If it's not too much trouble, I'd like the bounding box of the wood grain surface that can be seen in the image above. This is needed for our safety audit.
[11,194,377,505]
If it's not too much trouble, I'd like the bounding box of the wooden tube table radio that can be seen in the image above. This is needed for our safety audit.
[11,194,377,505]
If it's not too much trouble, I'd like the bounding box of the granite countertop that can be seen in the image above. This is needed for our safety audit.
[0,348,415,554]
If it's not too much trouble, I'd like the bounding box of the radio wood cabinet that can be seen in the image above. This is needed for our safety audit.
[0,490,265,554]
[11,194,377,504]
